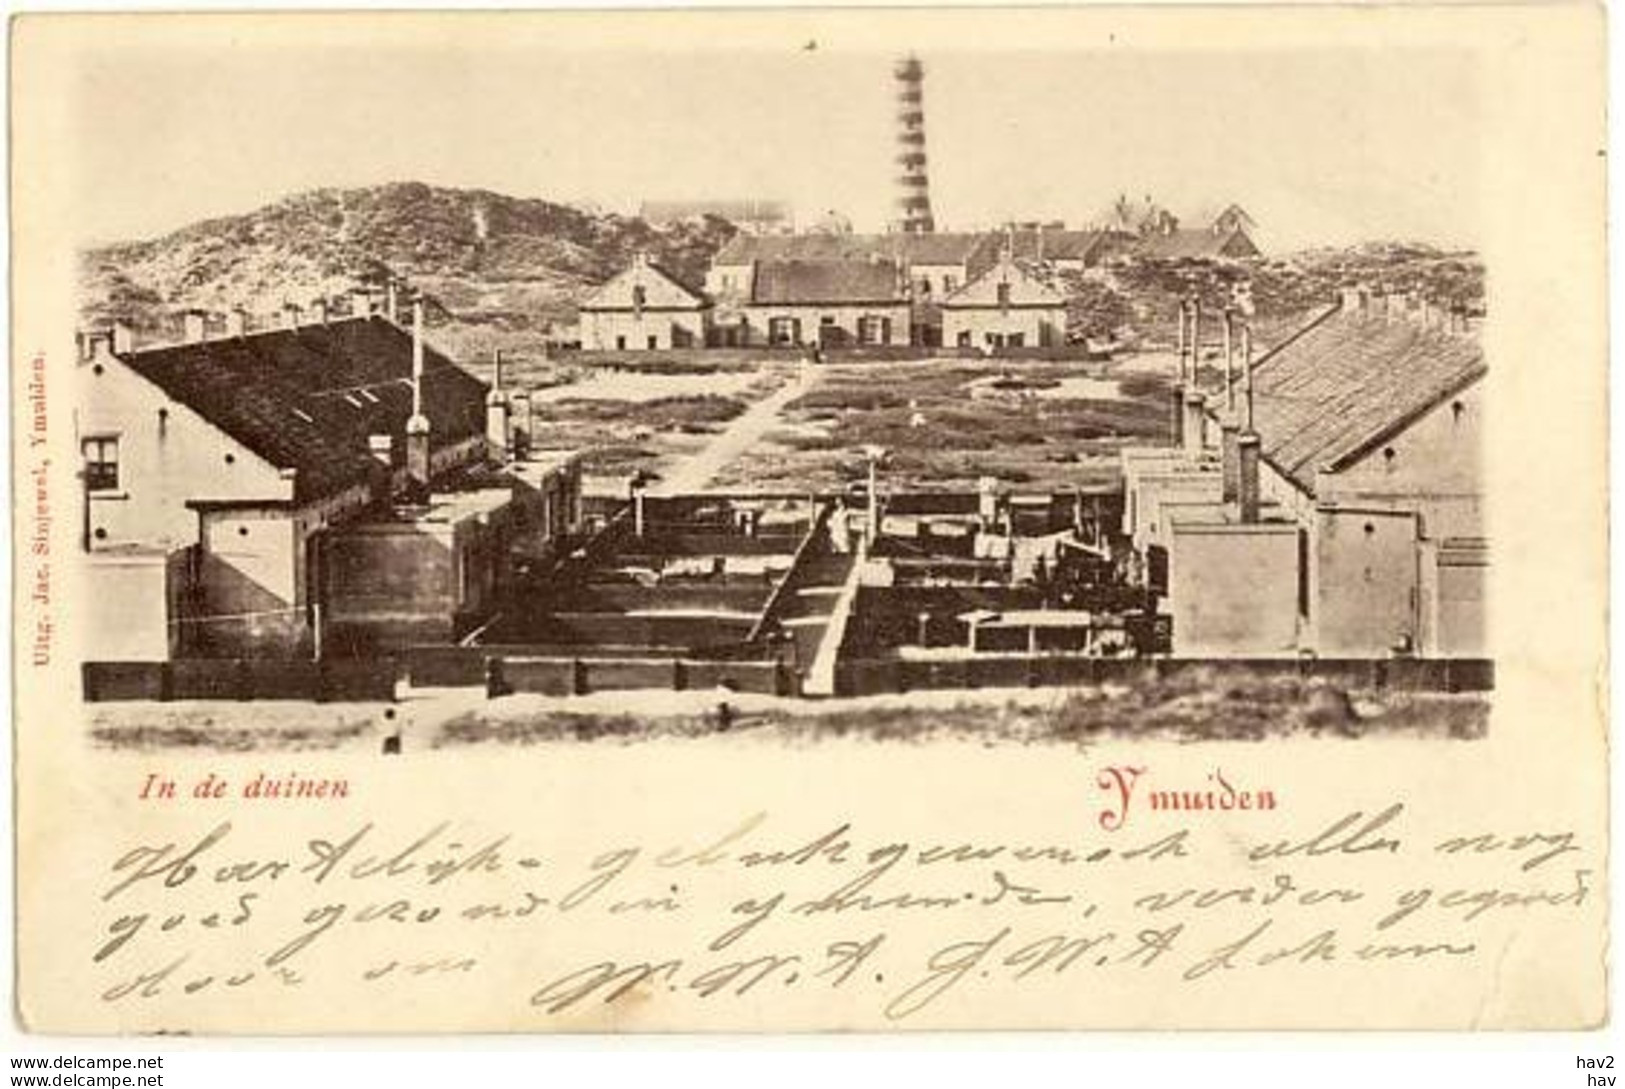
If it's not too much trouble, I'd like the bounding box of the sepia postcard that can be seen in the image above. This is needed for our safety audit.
[9,6,1608,1034]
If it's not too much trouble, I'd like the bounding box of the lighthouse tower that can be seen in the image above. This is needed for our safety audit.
[893,55,936,234]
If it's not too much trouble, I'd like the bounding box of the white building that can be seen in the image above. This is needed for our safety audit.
[579,254,711,350]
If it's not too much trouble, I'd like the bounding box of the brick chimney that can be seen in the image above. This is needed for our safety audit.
[404,295,431,496]
[225,307,249,338]
[310,297,329,325]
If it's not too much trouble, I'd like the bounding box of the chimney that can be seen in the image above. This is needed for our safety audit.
[181,309,208,344]
[1221,307,1236,412]
[350,287,376,318]
[1237,434,1261,524]
[1189,296,1202,371]
[311,298,329,326]
[1183,388,1205,458]
[485,349,512,459]
[1236,321,1260,524]
[1339,285,1363,312]
[404,295,431,495]
[509,390,533,458]
[79,329,114,363]
[282,302,303,329]
[112,322,135,355]
[225,307,249,338]
[630,474,648,537]
[386,280,400,324]
[1170,300,1188,447]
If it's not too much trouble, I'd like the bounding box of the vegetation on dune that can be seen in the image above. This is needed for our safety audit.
[78,181,739,346]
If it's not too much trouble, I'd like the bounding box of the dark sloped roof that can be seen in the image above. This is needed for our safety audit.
[1136,228,1260,261]
[122,316,487,504]
[750,259,906,305]
[1249,307,1486,493]
[715,232,991,268]
[1007,229,1117,263]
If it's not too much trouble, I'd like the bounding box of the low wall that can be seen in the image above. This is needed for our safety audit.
[484,655,793,697]
[83,659,399,703]
[833,656,1496,698]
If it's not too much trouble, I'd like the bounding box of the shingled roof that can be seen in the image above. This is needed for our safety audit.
[1249,306,1486,493]
[750,259,906,305]
[122,316,487,504]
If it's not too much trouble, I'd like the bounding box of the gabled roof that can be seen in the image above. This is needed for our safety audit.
[1135,228,1260,261]
[121,316,487,504]
[714,232,992,269]
[942,256,1066,309]
[581,257,709,311]
[750,259,906,306]
[1007,229,1119,264]
[1248,306,1486,493]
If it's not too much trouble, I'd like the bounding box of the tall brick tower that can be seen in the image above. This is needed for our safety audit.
[893,55,936,234]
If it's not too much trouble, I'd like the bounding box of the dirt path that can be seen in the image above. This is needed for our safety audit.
[650,361,819,496]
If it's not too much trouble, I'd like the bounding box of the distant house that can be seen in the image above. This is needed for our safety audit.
[1133,225,1261,262]
[75,303,580,661]
[1205,203,1257,237]
[640,198,793,235]
[706,232,995,300]
[1121,290,1485,657]
[1006,228,1124,272]
[579,254,711,350]
[741,259,911,348]
[706,232,1000,347]
[940,254,1068,350]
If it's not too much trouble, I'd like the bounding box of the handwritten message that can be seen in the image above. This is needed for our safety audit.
[77,797,1594,1029]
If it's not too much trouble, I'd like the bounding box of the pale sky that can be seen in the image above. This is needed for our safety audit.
[71,36,1481,251]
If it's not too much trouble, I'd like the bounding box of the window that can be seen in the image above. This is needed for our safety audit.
[997,282,1012,309]
[616,335,627,350]
[647,335,659,350]
[632,285,647,313]
[957,330,973,347]
[943,276,957,294]
[769,317,800,345]
[1007,332,1025,348]
[82,436,119,492]
[859,315,891,346]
